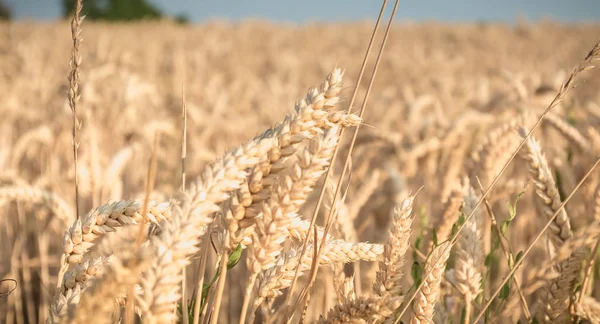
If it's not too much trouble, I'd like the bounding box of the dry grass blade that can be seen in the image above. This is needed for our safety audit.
[126,133,160,324]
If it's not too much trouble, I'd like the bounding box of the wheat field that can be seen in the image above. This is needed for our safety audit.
[1,10,600,324]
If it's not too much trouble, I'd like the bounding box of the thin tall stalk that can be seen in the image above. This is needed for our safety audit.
[68,0,83,220]
[283,0,391,316]
[293,0,401,319]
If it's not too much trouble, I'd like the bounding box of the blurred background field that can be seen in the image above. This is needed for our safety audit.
[1,0,600,323]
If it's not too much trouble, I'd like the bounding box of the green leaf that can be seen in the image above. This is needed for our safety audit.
[502,190,526,234]
[567,111,576,126]
[451,212,466,237]
[414,236,423,261]
[177,297,196,324]
[515,250,524,264]
[451,223,458,237]
[200,246,244,308]
[491,232,500,252]
[508,253,514,269]
[554,170,566,201]
[499,281,510,300]
[227,243,243,269]
[485,252,494,267]
[507,200,515,219]
[419,206,428,228]
[411,261,423,287]
[501,220,510,234]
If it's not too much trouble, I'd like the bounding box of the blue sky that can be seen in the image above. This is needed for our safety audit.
[5,0,600,23]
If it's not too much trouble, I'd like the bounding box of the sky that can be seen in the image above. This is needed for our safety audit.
[4,0,600,23]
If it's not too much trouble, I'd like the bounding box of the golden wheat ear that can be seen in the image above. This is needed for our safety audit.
[451,187,484,321]
[518,127,572,252]
[516,127,587,323]
[237,126,341,322]
[410,242,451,324]
[317,294,403,324]
[138,132,277,323]
[60,200,172,265]
[574,295,600,323]
[221,69,360,249]
[374,194,415,297]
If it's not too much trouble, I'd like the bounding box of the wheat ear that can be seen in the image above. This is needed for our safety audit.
[67,243,151,324]
[0,186,72,230]
[60,200,172,265]
[374,194,415,297]
[47,257,109,323]
[575,295,600,324]
[410,242,451,324]
[536,248,586,323]
[240,128,340,323]
[253,241,384,315]
[470,113,528,186]
[138,132,275,323]
[453,187,484,320]
[317,294,403,324]
[519,127,572,252]
[221,69,356,246]
[543,112,592,155]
